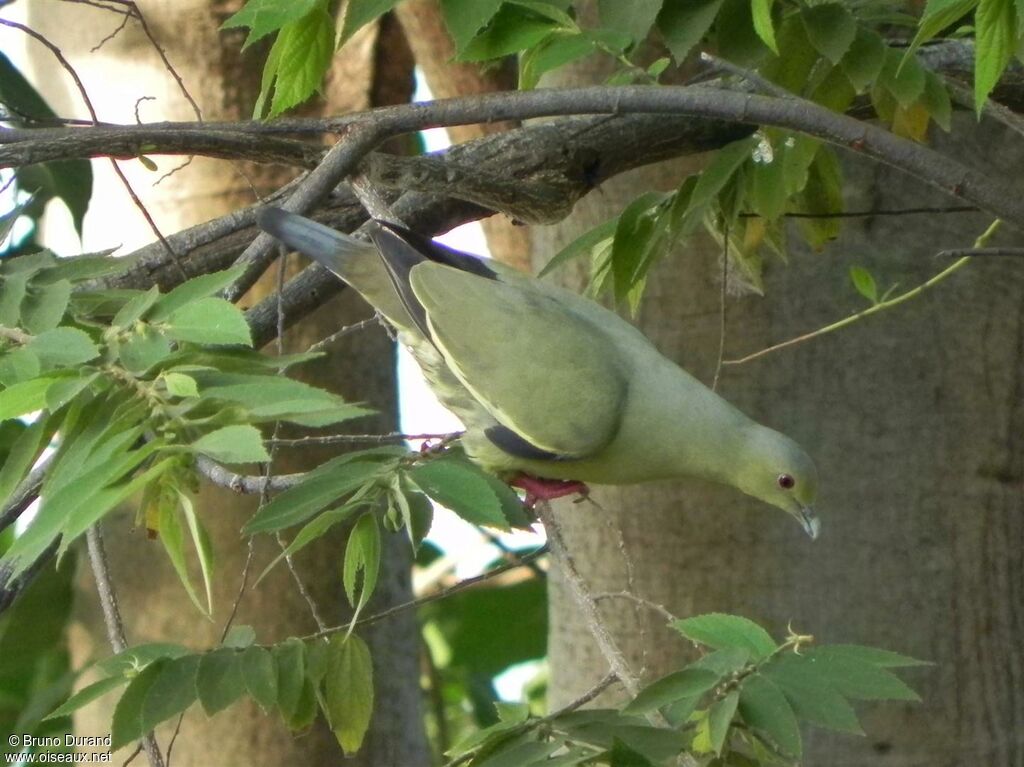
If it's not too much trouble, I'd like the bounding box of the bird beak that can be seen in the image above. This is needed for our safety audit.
[796,506,820,540]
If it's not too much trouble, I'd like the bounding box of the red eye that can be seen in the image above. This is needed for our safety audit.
[777,474,795,490]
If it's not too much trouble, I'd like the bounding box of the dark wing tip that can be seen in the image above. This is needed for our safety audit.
[375,220,497,280]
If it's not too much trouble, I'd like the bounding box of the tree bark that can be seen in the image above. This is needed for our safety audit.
[537,8,1023,766]
[25,3,428,765]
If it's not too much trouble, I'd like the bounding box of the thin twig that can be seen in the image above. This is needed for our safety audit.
[938,247,1024,257]
[87,526,165,767]
[307,315,382,353]
[536,502,640,697]
[593,591,679,624]
[302,545,548,641]
[725,219,1004,365]
[699,52,793,99]
[712,224,729,392]
[268,431,459,447]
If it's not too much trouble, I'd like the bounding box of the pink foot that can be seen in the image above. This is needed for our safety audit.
[508,474,589,507]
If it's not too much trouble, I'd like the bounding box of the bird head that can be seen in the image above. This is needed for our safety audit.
[735,425,820,538]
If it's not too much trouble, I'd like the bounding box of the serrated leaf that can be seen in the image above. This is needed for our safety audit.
[323,633,374,755]
[340,0,402,44]
[34,250,132,284]
[610,192,671,307]
[273,638,306,722]
[0,347,40,386]
[165,297,251,346]
[625,668,720,714]
[197,648,245,715]
[110,660,166,751]
[0,416,46,506]
[268,7,335,116]
[45,372,98,412]
[801,4,856,63]
[906,0,979,60]
[708,690,739,755]
[974,0,1017,111]
[96,642,189,677]
[809,644,930,668]
[673,614,778,660]
[21,280,71,333]
[241,645,278,712]
[342,512,381,628]
[244,454,392,534]
[519,31,595,90]
[879,47,926,106]
[148,266,247,322]
[28,327,99,368]
[162,371,199,398]
[258,501,370,583]
[922,71,952,131]
[658,0,725,61]
[751,0,779,53]
[459,4,559,61]
[195,375,368,425]
[139,654,200,734]
[762,654,863,733]
[440,0,505,51]
[391,483,434,550]
[0,272,30,326]
[44,674,129,721]
[221,0,320,49]
[739,674,801,756]
[223,625,256,649]
[112,286,160,329]
[598,0,661,43]
[799,650,921,700]
[539,217,618,277]
[119,325,172,373]
[842,28,887,91]
[849,266,879,303]
[408,458,508,529]
[190,424,269,464]
[158,491,214,615]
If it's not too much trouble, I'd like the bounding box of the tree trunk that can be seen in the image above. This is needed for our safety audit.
[26,3,429,765]
[537,12,1023,767]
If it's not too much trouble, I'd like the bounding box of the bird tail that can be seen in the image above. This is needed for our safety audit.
[256,207,375,277]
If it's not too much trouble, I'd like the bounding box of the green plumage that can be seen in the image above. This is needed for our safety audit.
[257,208,821,537]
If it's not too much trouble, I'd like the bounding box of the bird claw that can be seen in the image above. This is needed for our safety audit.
[508,474,590,508]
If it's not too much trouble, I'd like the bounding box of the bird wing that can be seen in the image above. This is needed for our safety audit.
[410,263,628,459]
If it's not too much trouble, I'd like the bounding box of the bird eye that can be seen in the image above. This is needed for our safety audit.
[777,474,796,490]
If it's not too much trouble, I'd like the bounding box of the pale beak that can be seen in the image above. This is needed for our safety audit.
[797,506,820,540]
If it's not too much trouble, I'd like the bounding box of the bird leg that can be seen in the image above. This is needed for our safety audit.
[508,473,589,508]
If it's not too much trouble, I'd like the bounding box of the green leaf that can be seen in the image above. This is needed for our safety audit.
[221,0,320,49]
[762,654,863,733]
[112,286,160,328]
[610,192,671,307]
[46,372,98,412]
[266,7,335,117]
[459,4,559,61]
[598,0,662,43]
[259,501,370,582]
[340,0,402,45]
[440,0,505,52]
[158,491,214,615]
[0,272,29,327]
[538,217,618,277]
[0,375,62,421]
[96,642,189,677]
[28,327,99,368]
[21,280,71,333]
[750,0,778,54]
[323,633,374,755]
[625,668,720,714]
[657,0,725,61]
[194,374,369,425]
[974,0,1017,111]
[162,371,199,398]
[44,675,128,721]
[273,638,306,722]
[197,649,245,716]
[391,483,434,549]
[118,326,172,373]
[12,157,92,239]
[148,266,247,322]
[801,4,857,63]
[794,148,844,249]
[849,266,879,303]
[244,454,392,534]
[808,644,931,668]
[519,31,596,90]
[35,250,133,284]
[165,297,252,346]
[842,28,887,91]
[342,512,381,626]
[878,47,927,106]
[408,458,509,529]
[708,690,739,755]
[906,0,978,60]
[110,660,166,751]
[139,654,200,734]
[178,492,215,619]
[680,138,756,234]
[0,51,56,123]
[223,625,256,649]
[922,71,952,131]
[0,347,40,387]
[739,674,801,756]
[241,646,278,712]
[673,614,778,660]
[799,650,921,700]
[190,424,269,464]
[0,417,47,506]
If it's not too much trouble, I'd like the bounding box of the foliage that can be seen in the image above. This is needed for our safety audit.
[448,614,927,766]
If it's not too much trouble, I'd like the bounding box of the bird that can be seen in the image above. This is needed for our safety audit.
[257,207,820,538]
